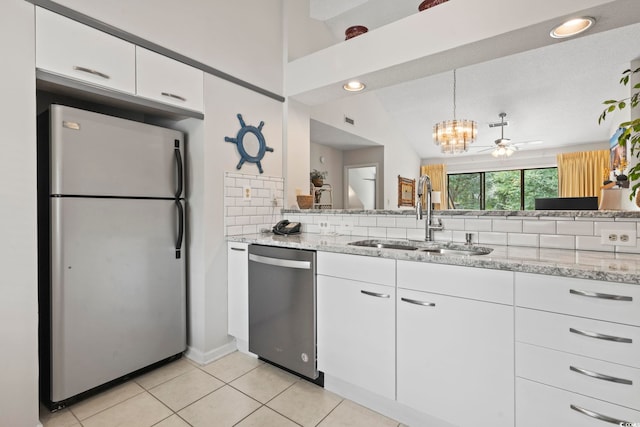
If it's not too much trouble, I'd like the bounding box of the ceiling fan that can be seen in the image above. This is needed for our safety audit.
[473,113,542,157]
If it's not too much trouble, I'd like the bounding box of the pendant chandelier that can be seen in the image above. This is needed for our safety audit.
[433,69,477,154]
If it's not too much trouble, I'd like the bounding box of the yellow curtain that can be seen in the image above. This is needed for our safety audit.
[420,164,446,210]
[557,150,609,200]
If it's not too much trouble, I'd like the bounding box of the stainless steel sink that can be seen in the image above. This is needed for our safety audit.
[418,246,493,256]
[348,239,493,256]
[348,240,419,251]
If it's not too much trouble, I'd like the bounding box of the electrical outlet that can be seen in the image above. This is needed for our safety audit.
[242,185,252,201]
[319,221,331,235]
[600,229,637,246]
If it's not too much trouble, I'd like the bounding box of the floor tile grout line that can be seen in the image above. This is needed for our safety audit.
[313,398,346,426]
[134,359,198,391]
[69,385,148,423]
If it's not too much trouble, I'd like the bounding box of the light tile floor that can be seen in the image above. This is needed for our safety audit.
[40,351,403,427]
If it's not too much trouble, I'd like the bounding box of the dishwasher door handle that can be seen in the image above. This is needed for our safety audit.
[249,254,312,270]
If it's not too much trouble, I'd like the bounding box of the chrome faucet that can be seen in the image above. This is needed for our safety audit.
[416,174,444,241]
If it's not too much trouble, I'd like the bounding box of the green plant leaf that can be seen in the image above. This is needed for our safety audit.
[603,100,618,104]
[608,105,616,113]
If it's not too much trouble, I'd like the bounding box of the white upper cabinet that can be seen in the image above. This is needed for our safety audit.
[35,7,135,94]
[136,47,204,113]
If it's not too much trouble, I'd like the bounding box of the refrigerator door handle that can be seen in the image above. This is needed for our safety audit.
[175,200,184,259]
[174,140,183,198]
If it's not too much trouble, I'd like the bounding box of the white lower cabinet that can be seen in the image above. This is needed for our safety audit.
[317,252,395,400]
[517,377,640,427]
[515,272,640,427]
[397,287,514,427]
[227,242,248,347]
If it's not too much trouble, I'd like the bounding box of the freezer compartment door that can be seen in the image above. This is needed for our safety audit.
[48,105,184,198]
[49,197,186,402]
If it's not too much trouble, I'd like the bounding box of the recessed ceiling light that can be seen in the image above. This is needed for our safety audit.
[343,81,366,92]
[550,17,595,39]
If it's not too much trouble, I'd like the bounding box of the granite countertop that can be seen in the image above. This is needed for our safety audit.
[228,232,640,285]
[281,208,640,218]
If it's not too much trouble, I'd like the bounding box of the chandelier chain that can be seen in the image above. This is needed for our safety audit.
[453,69,457,119]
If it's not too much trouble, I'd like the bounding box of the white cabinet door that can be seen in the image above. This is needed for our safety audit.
[228,242,248,349]
[136,47,204,112]
[317,275,395,400]
[397,287,514,427]
[35,7,135,94]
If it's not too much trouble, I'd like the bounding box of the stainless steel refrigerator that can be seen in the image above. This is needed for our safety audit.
[38,105,186,409]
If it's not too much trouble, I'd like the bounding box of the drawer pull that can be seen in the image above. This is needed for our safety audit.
[569,327,632,344]
[360,290,390,299]
[161,92,187,102]
[401,297,436,307]
[570,404,630,425]
[569,365,633,385]
[72,66,110,80]
[569,289,633,302]
[230,247,246,252]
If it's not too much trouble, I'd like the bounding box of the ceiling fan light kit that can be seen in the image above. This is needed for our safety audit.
[491,112,516,158]
[433,69,478,154]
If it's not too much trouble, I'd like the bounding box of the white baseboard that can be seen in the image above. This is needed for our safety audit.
[323,374,454,427]
[185,340,238,365]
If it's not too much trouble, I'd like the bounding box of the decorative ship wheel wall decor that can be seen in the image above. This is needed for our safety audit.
[225,114,274,174]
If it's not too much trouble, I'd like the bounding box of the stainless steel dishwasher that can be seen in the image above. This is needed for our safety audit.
[248,244,318,380]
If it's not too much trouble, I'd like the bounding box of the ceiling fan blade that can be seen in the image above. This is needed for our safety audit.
[512,140,543,147]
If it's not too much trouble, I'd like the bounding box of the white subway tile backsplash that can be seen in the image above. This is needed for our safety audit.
[492,219,522,233]
[464,219,492,231]
[396,217,418,228]
[351,226,368,236]
[226,187,242,198]
[358,216,377,227]
[227,225,243,236]
[478,232,508,246]
[407,228,425,240]
[576,235,615,252]
[540,234,575,250]
[441,218,465,230]
[522,220,556,234]
[432,230,452,241]
[452,231,472,243]
[250,179,264,188]
[235,178,250,187]
[242,225,257,234]
[556,221,593,236]
[594,221,636,235]
[508,233,539,247]
[368,227,387,238]
[387,228,408,239]
[235,216,251,225]
[377,217,396,227]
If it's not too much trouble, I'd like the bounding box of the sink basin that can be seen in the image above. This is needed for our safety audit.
[348,239,493,256]
[419,246,493,256]
[348,239,419,251]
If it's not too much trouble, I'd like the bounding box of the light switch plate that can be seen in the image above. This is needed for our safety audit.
[242,185,252,201]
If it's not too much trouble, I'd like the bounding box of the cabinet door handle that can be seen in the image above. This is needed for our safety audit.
[360,290,390,299]
[230,247,246,252]
[569,327,632,344]
[570,404,630,425]
[161,92,187,102]
[569,365,633,385]
[401,297,436,307]
[569,289,633,302]
[72,66,110,80]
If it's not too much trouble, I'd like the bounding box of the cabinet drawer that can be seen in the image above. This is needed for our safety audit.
[136,47,204,112]
[517,342,640,411]
[36,7,135,94]
[317,252,395,286]
[516,272,640,326]
[516,308,640,368]
[516,378,640,427]
[397,260,513,304]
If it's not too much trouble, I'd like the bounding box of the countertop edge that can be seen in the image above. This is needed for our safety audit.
[228,233,640,285]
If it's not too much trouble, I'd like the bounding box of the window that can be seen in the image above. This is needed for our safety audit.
[447,167,557,210]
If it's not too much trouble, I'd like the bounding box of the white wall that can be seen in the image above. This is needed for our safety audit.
[0,1,39,426]
[286,100,312,207]
[285,0,336,61]
[190,73,283,360]
[51,0,284,94]
[310,92,421,209]
[310,142,344,208]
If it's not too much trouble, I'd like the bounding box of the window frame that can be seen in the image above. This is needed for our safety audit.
[447,167,558,210]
